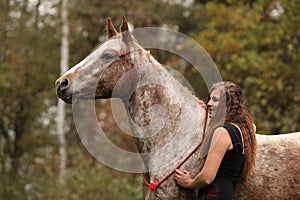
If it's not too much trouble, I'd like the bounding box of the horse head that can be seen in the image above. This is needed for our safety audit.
[56,16,149,103]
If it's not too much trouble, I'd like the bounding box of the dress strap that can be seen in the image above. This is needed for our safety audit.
[223,123,243,153]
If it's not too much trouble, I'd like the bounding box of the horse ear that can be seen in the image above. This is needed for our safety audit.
[120,16,129,32]
[107,18,118,39]
[120,16,134,45]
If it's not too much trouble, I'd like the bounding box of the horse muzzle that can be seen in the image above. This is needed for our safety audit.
[55,77,73,104]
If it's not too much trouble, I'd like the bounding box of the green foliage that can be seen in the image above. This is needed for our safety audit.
[189,0,300,133]
[40,148,142,200]
[0,143,142,200]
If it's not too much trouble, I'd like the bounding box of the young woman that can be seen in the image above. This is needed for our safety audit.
[175,81,257,199]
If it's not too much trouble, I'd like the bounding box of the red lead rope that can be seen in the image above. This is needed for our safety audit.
[142,135,206,192]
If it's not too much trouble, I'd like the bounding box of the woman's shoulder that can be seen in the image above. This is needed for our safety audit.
[212,126,232,143]
[210,126,233,151]
[213,124,235,136]
[223,123,241,136]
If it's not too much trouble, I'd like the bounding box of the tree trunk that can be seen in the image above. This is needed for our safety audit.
[57,0,69,183]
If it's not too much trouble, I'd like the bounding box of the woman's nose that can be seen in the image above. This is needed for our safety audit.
[207,99,212,106]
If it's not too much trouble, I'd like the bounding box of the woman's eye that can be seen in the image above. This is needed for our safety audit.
[211,97,219,102]
[101,53,114,60]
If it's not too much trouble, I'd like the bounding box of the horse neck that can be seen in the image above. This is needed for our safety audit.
[126,54,206,174]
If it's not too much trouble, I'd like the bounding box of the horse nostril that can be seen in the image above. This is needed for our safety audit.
[61,78,69,87]
[57,78,70,91]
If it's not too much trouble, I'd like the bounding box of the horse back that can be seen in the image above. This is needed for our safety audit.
[236,132,300,200]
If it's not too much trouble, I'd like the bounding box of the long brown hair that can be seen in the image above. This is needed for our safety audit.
[203,81,257,179]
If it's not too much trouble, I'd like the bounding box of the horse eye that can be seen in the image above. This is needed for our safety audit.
[101,53,114,60]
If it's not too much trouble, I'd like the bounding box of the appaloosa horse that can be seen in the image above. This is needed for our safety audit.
[56,17,300,200]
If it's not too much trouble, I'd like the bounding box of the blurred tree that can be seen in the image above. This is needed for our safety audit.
[188,0,300,133]
[0,0,61,198]
[0,0,60,166]
[57,0,69,183]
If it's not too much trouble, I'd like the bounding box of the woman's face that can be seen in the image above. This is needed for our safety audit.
[207,89,221,118]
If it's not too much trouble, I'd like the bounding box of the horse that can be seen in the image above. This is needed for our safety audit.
[237,133,300,200]
[55,16,300,199]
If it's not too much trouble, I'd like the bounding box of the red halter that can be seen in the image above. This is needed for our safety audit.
[142,135,206,192]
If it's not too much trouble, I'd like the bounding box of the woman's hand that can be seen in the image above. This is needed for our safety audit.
[174,169,194,189]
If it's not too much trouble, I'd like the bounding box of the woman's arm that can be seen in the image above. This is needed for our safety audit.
[175,127,232,189]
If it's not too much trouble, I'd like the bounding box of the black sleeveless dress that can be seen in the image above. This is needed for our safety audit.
[198,123,245,200]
